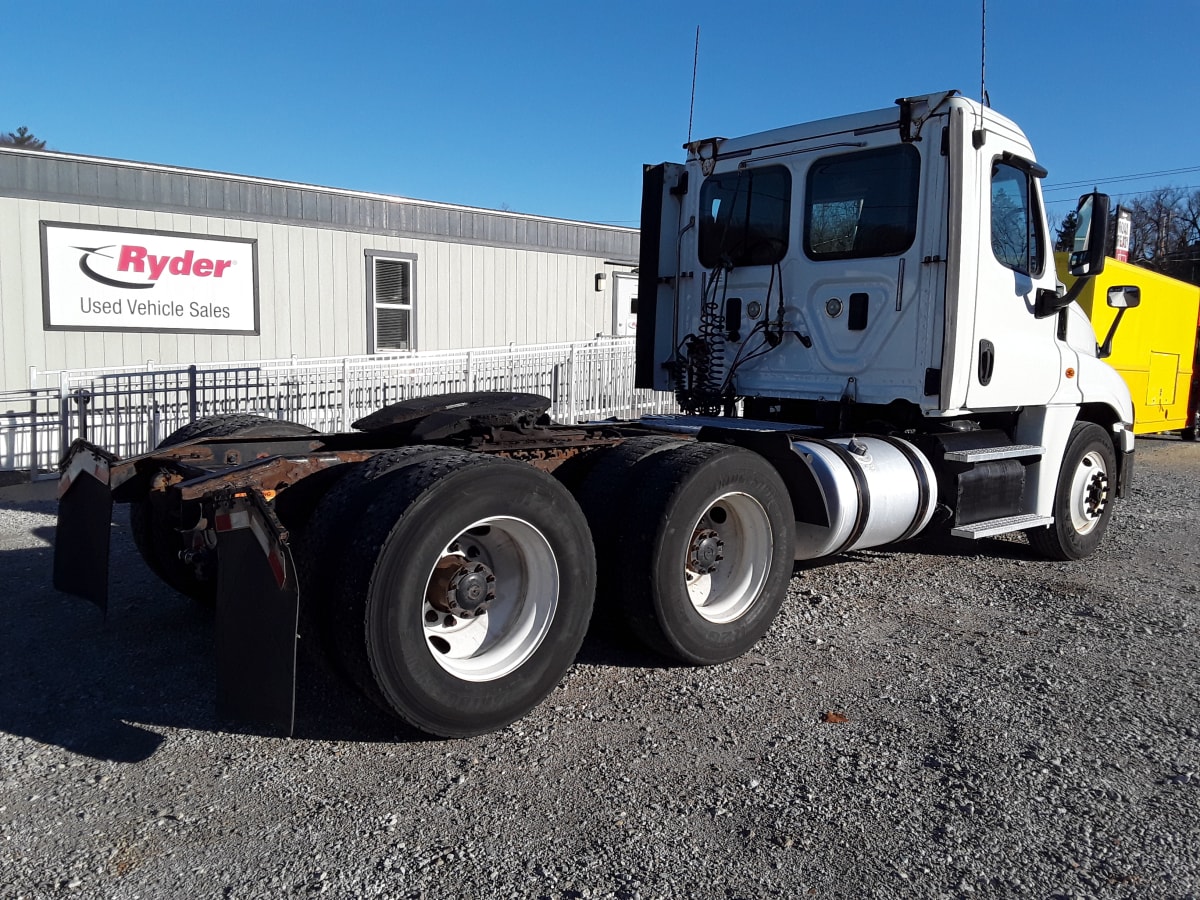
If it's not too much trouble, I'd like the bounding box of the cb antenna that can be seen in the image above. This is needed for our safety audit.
[980,0,990,107]
[687,26,700,144]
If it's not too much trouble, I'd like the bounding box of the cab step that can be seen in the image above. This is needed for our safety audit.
[943,444,1044,463]
[951,513,1053,539]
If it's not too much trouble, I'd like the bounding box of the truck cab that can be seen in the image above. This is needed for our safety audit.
[640,92,1129,421]
[638,91,1134,549]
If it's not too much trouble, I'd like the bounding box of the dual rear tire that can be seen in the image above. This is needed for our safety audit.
[578,441,795,665]
[305,452,595,738]
[303,438,796,736]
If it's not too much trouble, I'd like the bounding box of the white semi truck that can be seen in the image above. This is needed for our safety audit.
[55,91,1138,738]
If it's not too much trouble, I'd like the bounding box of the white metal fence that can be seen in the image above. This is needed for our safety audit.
[1,337,676,477]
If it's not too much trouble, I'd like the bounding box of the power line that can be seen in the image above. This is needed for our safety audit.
[1043,164,1200,195]
[1045,183,1200,212]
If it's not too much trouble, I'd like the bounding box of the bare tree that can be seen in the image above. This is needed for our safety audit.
[1099,186,1200,284]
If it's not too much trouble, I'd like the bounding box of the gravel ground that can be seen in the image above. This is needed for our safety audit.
[0,437,1197,899]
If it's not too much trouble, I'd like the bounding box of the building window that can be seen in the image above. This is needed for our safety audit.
[369,254,414,351]
[990,161,1044,277]
[804,144,920,260]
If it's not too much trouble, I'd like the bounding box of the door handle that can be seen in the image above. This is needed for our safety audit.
[978,339,995,386]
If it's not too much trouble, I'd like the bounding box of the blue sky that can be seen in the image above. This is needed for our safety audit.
[5,0,1199,229]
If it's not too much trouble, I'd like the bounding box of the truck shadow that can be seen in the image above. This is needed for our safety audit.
[1,518,1056,760]
[0,528,177,762]
[891,531,1044,562]
[0,510,666,758]
[575,621,671,668]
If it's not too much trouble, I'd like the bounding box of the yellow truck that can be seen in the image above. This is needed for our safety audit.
[1059,254,1200,440]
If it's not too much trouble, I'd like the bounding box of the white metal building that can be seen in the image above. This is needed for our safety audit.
[0,147,639,394]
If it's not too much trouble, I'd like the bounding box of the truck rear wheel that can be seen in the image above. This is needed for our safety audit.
[331,454,595,737]
[294,445,470,661]
[1027,422,1117,561]
[130,415,316,603]
[572,435,681,625]
[613,442,795,665]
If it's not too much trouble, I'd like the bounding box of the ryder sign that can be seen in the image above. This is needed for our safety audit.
[42,223,258,334]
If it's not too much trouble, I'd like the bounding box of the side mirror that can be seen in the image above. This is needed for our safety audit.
[1068,192,1110,278]
[1097,286,1140,359]
[1106,285,1141,309]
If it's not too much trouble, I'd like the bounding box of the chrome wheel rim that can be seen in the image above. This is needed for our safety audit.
[683,491,774,624]
[421,516,558,682]
[1067,450,1109,535]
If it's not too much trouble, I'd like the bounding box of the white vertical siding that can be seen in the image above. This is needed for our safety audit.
[0,195,634,390]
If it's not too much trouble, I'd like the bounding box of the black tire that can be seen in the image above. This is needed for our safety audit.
[1182,399,1198,442]
[130,415,316,602]
[331,454,596,737]
[155,414,318,448]
[572,435,683,615]
[573,436,683,528]
[1027,422,1118,561]
[612,442,795,665]
[548,449,606,495]
[294,445,470,660]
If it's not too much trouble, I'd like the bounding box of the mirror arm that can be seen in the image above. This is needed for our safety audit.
[1035,276,1090,319]
[1097,307,1127,359]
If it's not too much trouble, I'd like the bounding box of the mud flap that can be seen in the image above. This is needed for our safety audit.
[213,493,299,736]
[53,442,115,611]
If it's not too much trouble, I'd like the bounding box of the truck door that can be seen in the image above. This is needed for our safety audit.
[964,135,1062,409]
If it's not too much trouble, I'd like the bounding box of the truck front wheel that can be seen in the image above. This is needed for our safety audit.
[1027,422,1117,561]
[332,454,595,737]
[614,442,795,665]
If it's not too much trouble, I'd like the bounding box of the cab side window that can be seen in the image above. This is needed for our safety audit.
[804,144,920,261]
[991,162,1044,276]
[698,166,791,269]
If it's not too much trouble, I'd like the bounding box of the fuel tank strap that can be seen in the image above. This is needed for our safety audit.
[871,434,935,543]
[801,437,871,556]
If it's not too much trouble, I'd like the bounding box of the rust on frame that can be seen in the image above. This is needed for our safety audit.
[176,451,373,501]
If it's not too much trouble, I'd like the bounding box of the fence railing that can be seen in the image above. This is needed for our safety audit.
[0,389,65,478]
[4,338,676,477]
